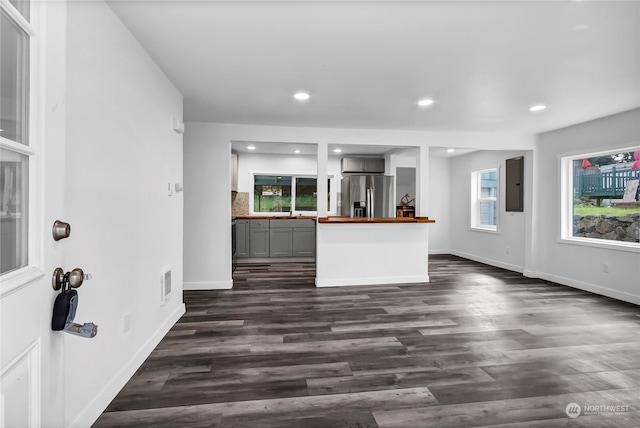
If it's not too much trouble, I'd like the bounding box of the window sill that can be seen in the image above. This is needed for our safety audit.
[470,226,499,234]
[0,267,45,298]
[559,237,640,253]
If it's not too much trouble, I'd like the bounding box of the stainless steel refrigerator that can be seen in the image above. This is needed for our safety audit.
[340,175,394,218]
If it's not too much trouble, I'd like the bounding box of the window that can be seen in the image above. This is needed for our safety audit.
[1,1,33,275]
[561,148,640,248]
[253,175,292,213]
[252,174,332,214]
[471,168,498,231]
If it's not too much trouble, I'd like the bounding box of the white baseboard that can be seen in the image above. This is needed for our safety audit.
[522,269,639,305]
[316,275,429,287]
[451,250,524,273]
[429,249,451,255]
[70,303,186,428]
[184,280,232,290]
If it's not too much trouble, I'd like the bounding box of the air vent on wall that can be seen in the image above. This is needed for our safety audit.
[160,267,171,305]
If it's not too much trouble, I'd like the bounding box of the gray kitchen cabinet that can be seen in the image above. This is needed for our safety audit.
[269,227,292,257]
[341,157,385,173]
[341,157,365,173]
[292,226,315,257]
[364,158,385,173]
[270,219,315,258]
[236,218,315,262]
[249,220,269,257]
[235,219,250,258]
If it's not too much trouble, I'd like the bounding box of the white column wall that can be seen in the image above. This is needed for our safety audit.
[428,155,452,254]
[184,124,233,289]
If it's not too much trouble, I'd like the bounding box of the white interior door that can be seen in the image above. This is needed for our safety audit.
[1,1,68,427]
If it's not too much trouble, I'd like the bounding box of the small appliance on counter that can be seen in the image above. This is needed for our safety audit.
[396,194,415,217]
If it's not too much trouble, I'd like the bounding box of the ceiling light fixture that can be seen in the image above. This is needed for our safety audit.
[529,104,547,112]
[294,92,310,101]
[418,98,434,107]
[247,145,256,150]
[294,150,301,154]
[447,148,456,153]
[333,148,342,153]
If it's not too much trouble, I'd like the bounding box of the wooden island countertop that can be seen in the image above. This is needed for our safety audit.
[317,216,435,224]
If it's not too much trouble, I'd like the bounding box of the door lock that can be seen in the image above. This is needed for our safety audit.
[51,267,91,291]
[51,268,98,338]
[52,220,71,241]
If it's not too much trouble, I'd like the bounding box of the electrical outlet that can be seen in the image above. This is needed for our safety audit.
[506,245,510,254]
[602,262,609,274]
[123,313,131,334]
[167,182,173,196]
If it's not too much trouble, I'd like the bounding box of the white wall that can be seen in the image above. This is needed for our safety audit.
[64,1,185,426]
[236,153,318,192]
[396,167,416,206]
[529,108,640,304]
[428,156,452,253]
[450,150,530,272]
[184,122,534,289]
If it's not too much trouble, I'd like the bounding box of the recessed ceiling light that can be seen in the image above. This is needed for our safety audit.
[447,148,456,153]
[294,92,310,101]
[529,104,547,112]
[247,145,256,150]
[294,150,301,154]
[333,148,342,153]
[418,98,434,107]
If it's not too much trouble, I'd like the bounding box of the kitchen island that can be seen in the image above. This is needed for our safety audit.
[315,216,435,287]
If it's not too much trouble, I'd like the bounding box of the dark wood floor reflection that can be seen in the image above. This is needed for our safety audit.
[93,256,640,427]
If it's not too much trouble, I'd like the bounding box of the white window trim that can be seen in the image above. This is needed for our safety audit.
[0,0,45,296]
[471,167,499,232]
[249,172,335,216]
[559,147,640,253]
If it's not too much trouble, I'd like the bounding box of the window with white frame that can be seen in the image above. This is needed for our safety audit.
[1,0,33,275]
[561,147,640,247]
[251,174,333,214]
[471,168,498,231]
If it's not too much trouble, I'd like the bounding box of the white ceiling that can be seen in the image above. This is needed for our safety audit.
[108,0,640,134]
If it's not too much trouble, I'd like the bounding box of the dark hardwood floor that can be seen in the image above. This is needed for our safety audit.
[93,255,640,427]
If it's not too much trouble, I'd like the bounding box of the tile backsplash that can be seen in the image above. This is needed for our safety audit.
[232,192,249,216]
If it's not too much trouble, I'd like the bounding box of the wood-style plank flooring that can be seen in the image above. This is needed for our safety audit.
[93,255,640,427]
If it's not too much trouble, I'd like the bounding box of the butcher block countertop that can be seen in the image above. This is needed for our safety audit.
[317,216,435,224]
